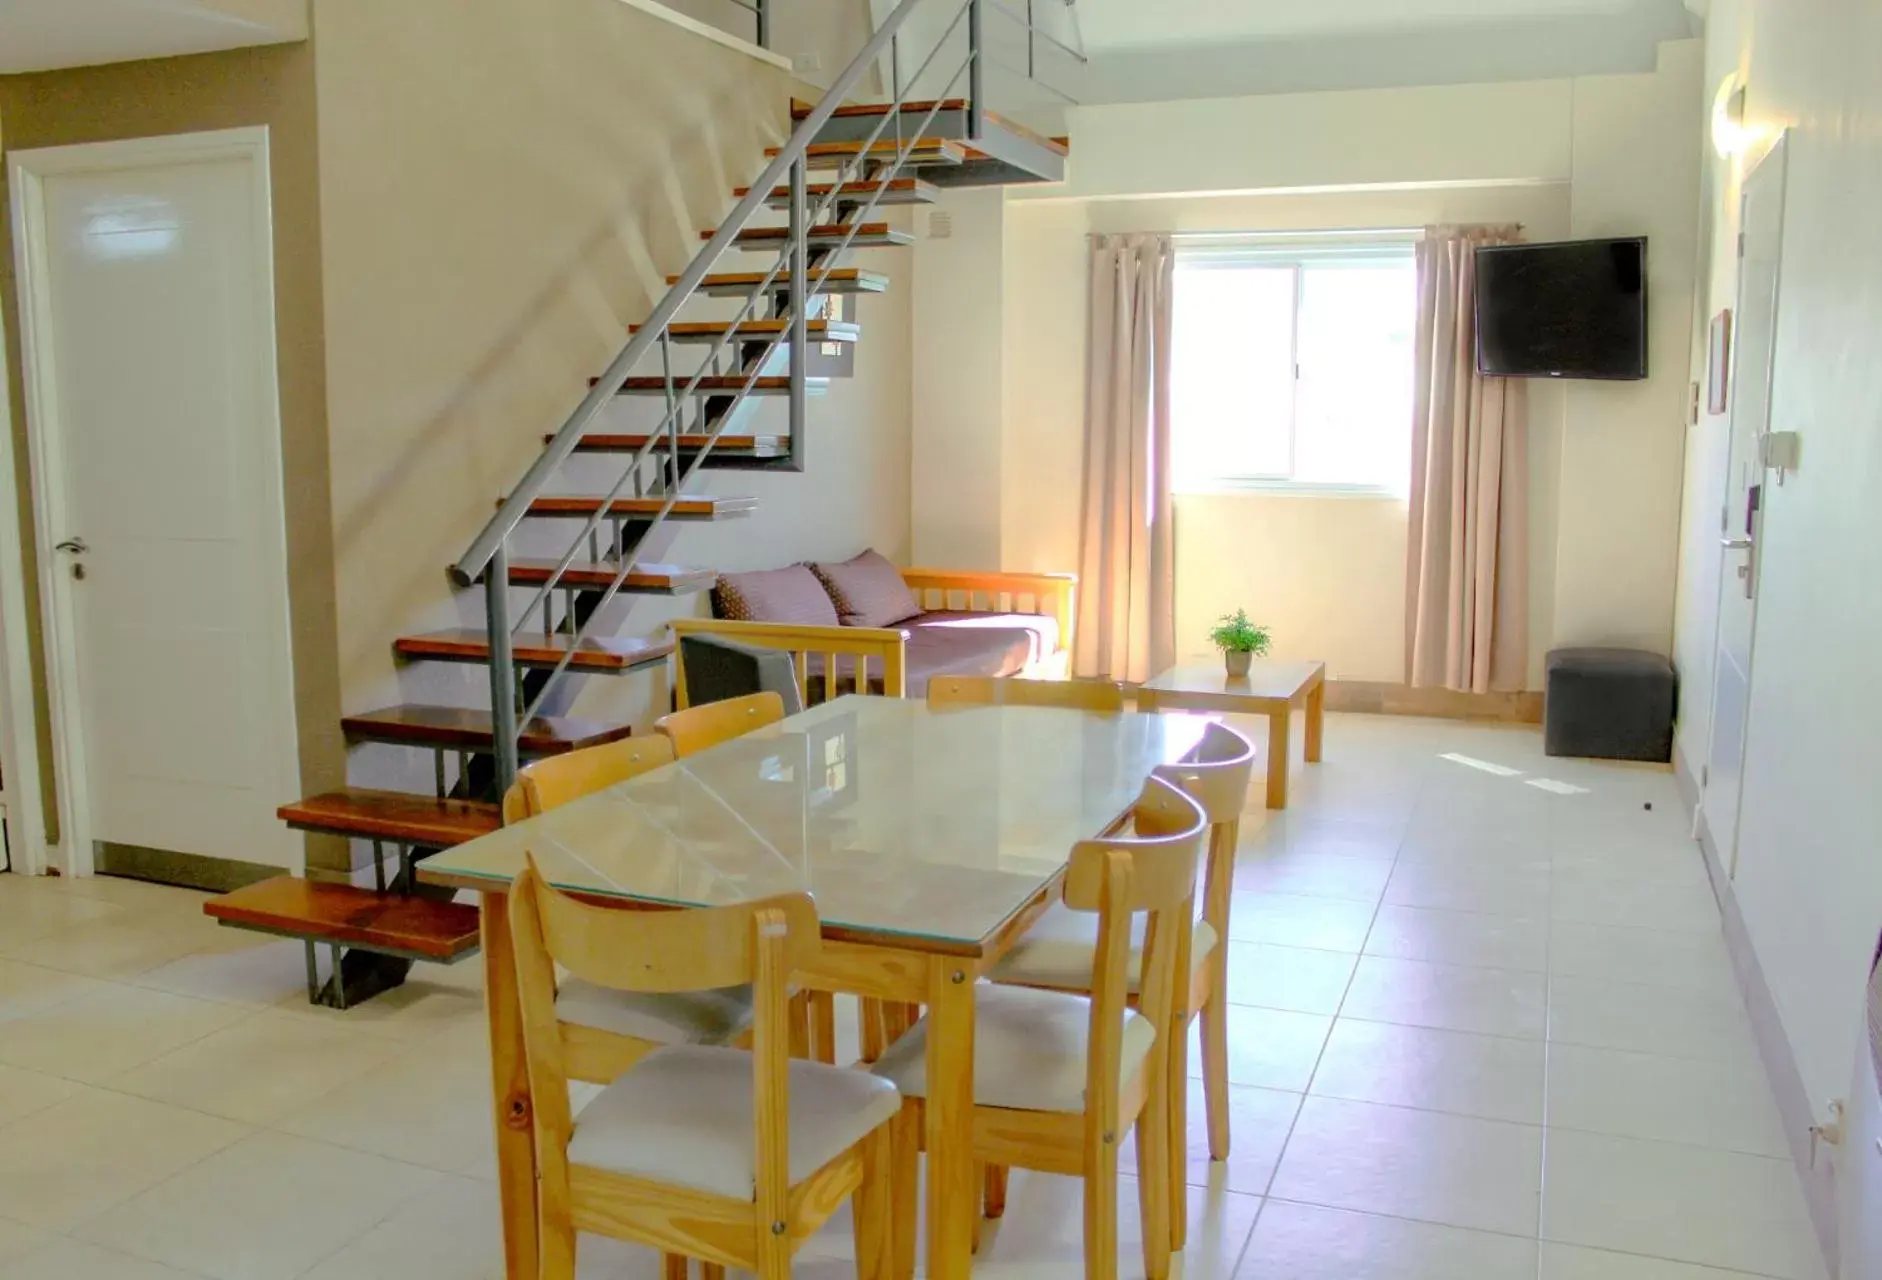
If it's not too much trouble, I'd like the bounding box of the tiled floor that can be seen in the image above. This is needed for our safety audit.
[0,714,1829,1279]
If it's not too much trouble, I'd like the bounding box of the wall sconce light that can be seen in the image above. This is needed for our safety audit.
[1713,73,1751,157]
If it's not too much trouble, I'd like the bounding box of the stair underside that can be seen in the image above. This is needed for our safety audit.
[725,223,914,249]
[395,629,674,674]
[685,270,890,298]
[206,877,481,962]
[563,432,790,460]
[628,319,861,345]
[521,495,756,520]
[770,139,969,169]
[342,704,638,756]
[597,374,833,395]
[735,178,940,209]
[278,788,501,848]
[504,558,718,594]
[788,102,1068,186]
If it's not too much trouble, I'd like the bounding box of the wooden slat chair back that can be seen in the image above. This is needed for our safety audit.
[670,617,909,708]
[871,775,1208,1280]
[502,736,677,823]
[510,861,897,1280]
[926,675,1126,713]
[654,691,787,759]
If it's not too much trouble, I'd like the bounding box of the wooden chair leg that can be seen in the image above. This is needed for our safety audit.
[1136,1099,1172,1280]
[971,1162,985,1254]
[860,997,887,1063]
[539,1210,577,1280]
[984,1163,1010,1219]
[661,1255,689,1280]
[1168,1011,1192,1254]
[811,990,838,1064]
[789,990,811,1059]
[699,1266,725,1280]
[1201,983,1231,1160]
[1086,1122,1121,1280]
[890,1107,920,1280]
[853,1125,894,1280]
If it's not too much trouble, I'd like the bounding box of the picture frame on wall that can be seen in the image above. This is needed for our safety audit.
[1708,309,1734,415]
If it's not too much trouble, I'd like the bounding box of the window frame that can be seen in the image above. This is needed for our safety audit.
[1170,232,1420,498]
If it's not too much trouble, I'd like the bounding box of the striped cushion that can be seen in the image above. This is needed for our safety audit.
[810,550,921,628]
[712,565,840,626]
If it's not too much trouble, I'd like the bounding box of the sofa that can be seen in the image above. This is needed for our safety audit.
[669,550,1076,708]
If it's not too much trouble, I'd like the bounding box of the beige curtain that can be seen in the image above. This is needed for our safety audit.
[1405,225,1529,694]
[1075,233,1176,684]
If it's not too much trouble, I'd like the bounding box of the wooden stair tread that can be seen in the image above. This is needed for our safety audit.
[596,375,832,394]
[505,559,720,592]
[628,319,861,343]
[521,495,757,519]
[682,270,890,294]
[770,139,968,167]
[789,101,1070,156]
[278,788,500,847]
[566,433,791,458]
[721,223,913,247]
[205,877,480,961]
[735,178,939,206]
[341,704,637,756]
[395,629,675,674]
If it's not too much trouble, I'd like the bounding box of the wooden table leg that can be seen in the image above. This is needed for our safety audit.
[1304,677,1325,764]
[481,890,538,1280]
[924,957,977,1280]
[1265,705,1292,809]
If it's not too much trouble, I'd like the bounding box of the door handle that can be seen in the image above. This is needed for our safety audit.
[54,537,88,555]
[1720,536,1754,551]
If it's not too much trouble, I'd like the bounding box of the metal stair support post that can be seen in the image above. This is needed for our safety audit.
[789,157,809,459]
[968,0,986,137]
[484,541,519,797]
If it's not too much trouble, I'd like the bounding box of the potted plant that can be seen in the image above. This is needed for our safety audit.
[1208,609,1272,678]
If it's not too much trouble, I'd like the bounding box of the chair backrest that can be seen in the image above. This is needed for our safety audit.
[1154,721,1257,942]
[502,735,677,824]
[926,675,1126,713]
[1060,775,1207,1130]
[509,857,820,1204]
[654,691,788,758]
[680,634,806,716]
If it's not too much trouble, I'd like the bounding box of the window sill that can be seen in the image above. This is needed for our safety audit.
[1175,479,1409,500]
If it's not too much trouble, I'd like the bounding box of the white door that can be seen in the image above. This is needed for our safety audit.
[11,130,301,872]
[1703,135,1788,876]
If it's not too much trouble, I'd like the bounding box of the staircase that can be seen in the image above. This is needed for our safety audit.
[204,0,1081,1007]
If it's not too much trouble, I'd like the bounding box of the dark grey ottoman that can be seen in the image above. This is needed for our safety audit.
[1544,648,1676,762]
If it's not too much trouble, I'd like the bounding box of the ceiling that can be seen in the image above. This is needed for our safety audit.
[1075,0,1660,49]
[0,0,307,75]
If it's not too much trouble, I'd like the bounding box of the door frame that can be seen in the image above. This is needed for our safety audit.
[0,280,48,874]
[1702,129,1789,880]
[5,125,300,878]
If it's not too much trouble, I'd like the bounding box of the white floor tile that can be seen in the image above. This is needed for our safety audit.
[0,1239,207,1280]
[1268,1096,1543,1236]
[1548,921,1736,993]
[1227,892,1376,952]
[1231,852,1392,902]
[1224,942,1358,1015]
[1546,1042,1790,1157]
[1341,956,1548,1040]
[1188,1006,1333,1093]
[1539,1241,1793,1279]
[1121,1076,1300,1196]
[272,1034,498,1174]
[0,881,126,947]
[1310,1018,1545,1124]
[109,1009,407,1124]
[1383,861,1551,917]
[0,1220,48,1270]
[1238,815,1403,863]
[1548,975,1759,1066]
[0,958,110,1023]
[975,1170,1261,1280]
[78,1130,439,1280]
[0,1087,249,1230]
[1365,904,1549,973]
[131,939,316,1009]
[1549,871,1722,934]
[1238,1200,1538,1279]
[0,912,225,981]
[1541,1128,1827,1279]
[0,983,250,1083]
[0,1064,82,1129]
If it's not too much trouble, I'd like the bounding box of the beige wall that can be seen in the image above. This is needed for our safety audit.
[314,0,912,796]
[0,41,342,846]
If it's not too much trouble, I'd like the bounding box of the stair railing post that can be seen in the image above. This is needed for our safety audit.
[1026,0,1036,80]
[788,156,809,463]
[484,540,520,799]
[967,0,986,137]
[755,0,770,49]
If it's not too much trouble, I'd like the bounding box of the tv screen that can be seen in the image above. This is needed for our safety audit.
[1474,237,1648,380]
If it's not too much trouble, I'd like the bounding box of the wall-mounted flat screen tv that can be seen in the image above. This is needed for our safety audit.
[1475,237,1648,380]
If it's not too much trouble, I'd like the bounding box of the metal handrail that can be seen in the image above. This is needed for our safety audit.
[450,0,947,587]
[986,0,1088,63]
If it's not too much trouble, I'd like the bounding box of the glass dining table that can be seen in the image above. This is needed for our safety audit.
[420,695,1209,1280]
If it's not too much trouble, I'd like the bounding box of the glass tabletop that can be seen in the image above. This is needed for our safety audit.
[1142,660,1326,702]
[422,696,1208,953]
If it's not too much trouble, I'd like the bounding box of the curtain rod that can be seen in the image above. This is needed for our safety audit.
[1165,223,1524,240]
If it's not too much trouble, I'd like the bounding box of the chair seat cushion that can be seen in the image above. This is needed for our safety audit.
[870,984,1158,1114]
[567,1045,901,1199]
[986,902,1218,994]
[556,980,753,1046]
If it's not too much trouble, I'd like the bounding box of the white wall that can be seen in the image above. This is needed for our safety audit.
[1670,0,1882,1177]
[917,48,1700,689]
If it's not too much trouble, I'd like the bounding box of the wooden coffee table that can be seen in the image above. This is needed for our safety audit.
[1136,661,1327,808]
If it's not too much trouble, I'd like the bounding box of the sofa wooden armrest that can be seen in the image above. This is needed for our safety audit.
[898,569,1077,659]
[669,618,909,709]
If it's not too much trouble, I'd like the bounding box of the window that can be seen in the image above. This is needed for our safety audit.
[1171,237,1418,495]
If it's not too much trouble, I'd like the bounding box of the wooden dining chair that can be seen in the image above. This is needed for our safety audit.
[510,858,901,1280]
[983,721,1257,1250]
[927,675,1127,713]
[870,775,1208,1280]
[654,691,788,758]
[501,736,761,1085]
